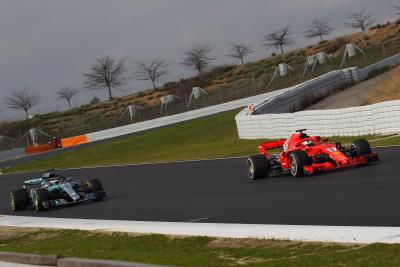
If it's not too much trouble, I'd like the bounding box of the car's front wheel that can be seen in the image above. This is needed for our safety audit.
[351,139,372,165]
[351,139,372,156]
[32,188,49,211]
[10,189,29,211]
[247,155,270,180]
[289,151,311,177]
[86,179,106,200]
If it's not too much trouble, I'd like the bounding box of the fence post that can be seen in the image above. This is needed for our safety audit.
[218,87,223,103]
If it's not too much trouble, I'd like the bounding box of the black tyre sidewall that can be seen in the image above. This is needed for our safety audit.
[352,139,372,156]
[247,155,270,180]
[86,179,105,200]
[289,151,311,177]
[10,189,28,211]
[33,189,49,211]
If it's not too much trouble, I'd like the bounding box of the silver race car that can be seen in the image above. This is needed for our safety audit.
[10,170,106,211]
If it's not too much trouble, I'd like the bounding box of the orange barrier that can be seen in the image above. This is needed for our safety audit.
[61,134,88,148]
[25,144,53,155]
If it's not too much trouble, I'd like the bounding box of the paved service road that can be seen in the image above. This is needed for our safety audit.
[0,146,399,226]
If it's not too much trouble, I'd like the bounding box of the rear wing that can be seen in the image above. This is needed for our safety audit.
[258,139,286,155]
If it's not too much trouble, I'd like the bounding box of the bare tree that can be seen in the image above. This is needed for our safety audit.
[5,88,40,119]
[226,43,254,64]
[304,18,334,41]
[263,26,295,58]
[82,56,129,100]
[56,87,79,110]
[182,44,214,73]
[133,58,169,89]
[344,8,375,32]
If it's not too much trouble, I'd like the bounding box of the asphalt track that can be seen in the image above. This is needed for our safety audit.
[0,146,399,227]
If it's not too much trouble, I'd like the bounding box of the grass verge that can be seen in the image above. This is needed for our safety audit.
[1,227,400,267]
[2,109,399,174]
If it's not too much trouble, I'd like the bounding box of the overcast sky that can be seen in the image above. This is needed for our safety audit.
[0,0,398,120]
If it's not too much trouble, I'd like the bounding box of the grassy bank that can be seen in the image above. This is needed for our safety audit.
[2,109,399,174]
[2,109,261,173]
[1,228,400,267]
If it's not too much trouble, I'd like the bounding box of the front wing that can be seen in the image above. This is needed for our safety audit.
[303,153,379,174]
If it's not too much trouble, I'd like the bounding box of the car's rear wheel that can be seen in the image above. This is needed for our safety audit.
[10,189,29,211]
[32,188,49,211]
[289,151,311,177]
[86,179,105,200]
[247,155,270,180]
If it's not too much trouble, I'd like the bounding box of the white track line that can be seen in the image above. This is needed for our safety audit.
[1,215,400,244]
[4,144,398,174]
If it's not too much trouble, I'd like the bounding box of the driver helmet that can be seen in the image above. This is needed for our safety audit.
[302,140,314,147]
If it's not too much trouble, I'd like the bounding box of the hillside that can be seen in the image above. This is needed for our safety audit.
[365,66,400,104]
[1,21,400,150]
[305,66,400,110]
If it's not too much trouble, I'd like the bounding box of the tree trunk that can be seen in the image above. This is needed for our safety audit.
[108,85,113,100]
[241,58,244,65]
[67,100,72,110]
[151,79,157,90]
[280,45,285,59]
[24,109,29,119]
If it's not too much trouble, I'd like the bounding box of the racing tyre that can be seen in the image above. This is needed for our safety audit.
[352,139,373,166]
[32,189,49,211]
[351,139,372,156]
[289,151,311,177]
[247,155,270,180]
[10,189,29,211]
[86,179,105,200]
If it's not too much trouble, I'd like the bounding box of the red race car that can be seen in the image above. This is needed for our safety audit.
[247,129,379,179]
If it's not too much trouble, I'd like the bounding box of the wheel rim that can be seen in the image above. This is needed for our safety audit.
[248,160,255,179]
[290,157,297,176]
[32,192,39,210]
[10,194,15,210]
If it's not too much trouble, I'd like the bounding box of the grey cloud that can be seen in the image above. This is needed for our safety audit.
[0,0,397,119]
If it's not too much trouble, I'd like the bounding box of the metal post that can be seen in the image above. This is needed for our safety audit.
[382,40,387,59]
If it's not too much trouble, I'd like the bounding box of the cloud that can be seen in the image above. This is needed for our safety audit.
[0,0,397,119]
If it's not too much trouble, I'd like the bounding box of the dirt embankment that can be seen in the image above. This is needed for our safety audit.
[306,66,400,110]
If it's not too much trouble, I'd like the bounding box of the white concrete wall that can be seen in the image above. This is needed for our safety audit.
[86,88,289,142]
[236,53,400,140]
[237,100,400,139]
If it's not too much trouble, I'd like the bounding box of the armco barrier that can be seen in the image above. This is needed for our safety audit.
[85,88,289,143]
[25,144,53,155]
[358,53,400,80]
[61,134,88,148]
[236,54,400,139]
[0,89,286,162]
[0,251,168,267]
[254,69,353,114]
[0,148,24,161]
